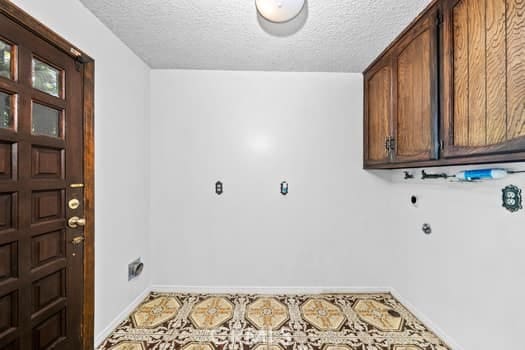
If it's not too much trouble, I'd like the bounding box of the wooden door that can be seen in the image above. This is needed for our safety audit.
[391,6,440,163]
[442,0,525,158]
[364,55,393,166]
[0,11,85,350]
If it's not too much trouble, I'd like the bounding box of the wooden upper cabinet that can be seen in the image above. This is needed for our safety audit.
[442,0,525,158]
[364,0,525,169]
[364,55,393,166]
[392,7,440,163]
[364,5,440,167]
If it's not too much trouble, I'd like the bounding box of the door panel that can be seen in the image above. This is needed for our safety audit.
[31,230,65,268]
[396,29,434,159]
[364,57,393,165]
[468,0,487,146]
[486,0,507,144]
[507,0,525,140]
[392,7,439,163]
[443,0,525,157]
[0,11,84,350]
[452,0,469,146]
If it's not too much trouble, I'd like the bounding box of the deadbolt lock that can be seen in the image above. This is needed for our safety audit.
[68,198,80,210]
[68,216,86,228]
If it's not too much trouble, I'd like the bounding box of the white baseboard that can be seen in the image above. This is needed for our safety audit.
[390,288,464,350]
[151,284,392,295]
[94,287,151,348]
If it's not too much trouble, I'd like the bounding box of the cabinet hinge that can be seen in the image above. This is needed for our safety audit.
[71,47,91,72]
[440,140,445,150]
[385,136,396,153]
[389,137,396,152]
[436,12,443,26]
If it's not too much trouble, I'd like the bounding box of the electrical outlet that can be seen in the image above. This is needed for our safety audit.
[128,258,144,281]
[502,185,522,212]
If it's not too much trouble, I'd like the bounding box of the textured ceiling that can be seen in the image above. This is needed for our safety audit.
[79,0,432,72]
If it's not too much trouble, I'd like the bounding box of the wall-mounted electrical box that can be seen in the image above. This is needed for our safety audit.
[281,181,289,195]
[128,258,144,281]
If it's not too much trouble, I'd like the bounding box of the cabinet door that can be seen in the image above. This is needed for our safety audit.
[442,0,525,158]
[364,56,393,166]
[391,7,440,163]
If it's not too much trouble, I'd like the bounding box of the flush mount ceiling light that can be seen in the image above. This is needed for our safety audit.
[256,0,306,23]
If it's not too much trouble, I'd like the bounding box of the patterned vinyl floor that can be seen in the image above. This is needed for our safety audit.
[97,292,451,350]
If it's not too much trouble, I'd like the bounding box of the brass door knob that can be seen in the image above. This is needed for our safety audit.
[68,216,86,228]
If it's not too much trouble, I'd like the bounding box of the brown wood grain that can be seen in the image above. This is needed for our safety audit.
[366,149,525,169]
[0,10,85,348]
[443,0,525,158]
[396,29,433,158]
[0,1,95,348]
[453,0,470,146]
[365,0,525,168]
[507,0,525,140]
[486,0,507,144]
[364,5,439,167]
[467,0,488,146]
[367,65,392,162]
[82,61,95,350]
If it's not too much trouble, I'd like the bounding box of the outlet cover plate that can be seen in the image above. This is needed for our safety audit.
[502,185,522,213]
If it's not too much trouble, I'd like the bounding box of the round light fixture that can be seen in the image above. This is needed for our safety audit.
[256,0,305,23]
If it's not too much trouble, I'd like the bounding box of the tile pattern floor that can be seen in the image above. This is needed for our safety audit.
[97,292,451,350]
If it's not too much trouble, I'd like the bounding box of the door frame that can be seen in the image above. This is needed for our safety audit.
[0,1,95,349]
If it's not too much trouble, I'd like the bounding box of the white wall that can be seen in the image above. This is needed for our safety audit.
[386,166,525,350]
[149,70,393,288]
[11,0,151,340]
[7,2,522,348]
[150,70,525,350]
